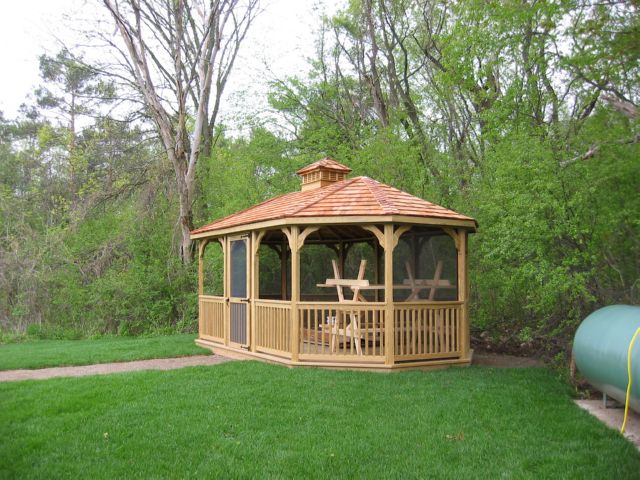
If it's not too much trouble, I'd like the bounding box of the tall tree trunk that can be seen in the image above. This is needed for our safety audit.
[178,177,195,262]
[101,0,258,264]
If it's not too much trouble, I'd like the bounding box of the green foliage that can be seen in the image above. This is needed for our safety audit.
[24,324,83,341]
[260,0,640,356]
[196,127,296,225]
[1,86,198,337]
[466,116,639,348]
[1,363,639,478]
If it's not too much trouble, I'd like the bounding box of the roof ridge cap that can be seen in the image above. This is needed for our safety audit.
[288,177,358,216]
[360,177,401,215]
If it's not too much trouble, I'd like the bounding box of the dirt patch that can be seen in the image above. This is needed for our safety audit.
[472,350,544,368]
[0,354,235,382]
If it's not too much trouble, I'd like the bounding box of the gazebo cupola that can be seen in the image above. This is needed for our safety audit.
[296,157,352,191]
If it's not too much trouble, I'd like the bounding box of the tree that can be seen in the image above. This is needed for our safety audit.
[100,0,258,263]
[35,49,116,190]
[263,0,640,355]
[36,49,114,142]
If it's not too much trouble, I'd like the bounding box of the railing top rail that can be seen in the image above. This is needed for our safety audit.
[199,295,225,301]
[393,301,463,307]
[254,299,292,306]
[297,301,386,307]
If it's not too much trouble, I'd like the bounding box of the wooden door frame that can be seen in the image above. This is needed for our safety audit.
[228,234,250,348]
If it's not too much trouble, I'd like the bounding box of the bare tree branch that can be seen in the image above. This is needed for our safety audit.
[100,0,259,262]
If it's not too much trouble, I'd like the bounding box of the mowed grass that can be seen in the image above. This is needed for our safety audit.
[0,334,209,370]
[1,362,639,479]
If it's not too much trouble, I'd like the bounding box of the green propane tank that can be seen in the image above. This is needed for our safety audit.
[572,305,640,412]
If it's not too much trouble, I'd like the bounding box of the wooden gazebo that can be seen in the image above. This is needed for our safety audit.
[191,158,477,370]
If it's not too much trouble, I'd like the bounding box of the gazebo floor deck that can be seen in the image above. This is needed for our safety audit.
[195,338,471,371]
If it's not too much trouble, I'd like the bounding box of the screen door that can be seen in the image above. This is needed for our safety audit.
[229,237,249,346]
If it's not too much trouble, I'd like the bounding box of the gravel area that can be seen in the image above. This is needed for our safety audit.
[0,354,234,382]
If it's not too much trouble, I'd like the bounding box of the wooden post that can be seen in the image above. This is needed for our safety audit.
[289,226,300,362]
[384,224,395,366]
[373,240,380,302]
[197,239,209,339]
[198,239,209,296]
[457,229,470,360]
[250,231,263,353]
[281,239,288,300]
[223,235,230,346]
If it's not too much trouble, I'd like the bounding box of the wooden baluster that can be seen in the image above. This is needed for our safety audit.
[418,308,423,355]
[445,308,451,352]
[404,309,408,355]
[269,307,272,349]
[278,307,282,350]
[309,308,313,355]
[273,306,276,348]
[408,309,412,355]
[403,310,407,356]
[431,308,436,353]
[398,310,403,355]
[422,308,427,355]
[405,310,409,355]
[365,309,369,356]
[322,308,326,354]
[457,307,461,352]
[267,307,271,349]
[412,308,417,355]
[423,307,426,355]
[374,310,378,356]
[439,309,445,353]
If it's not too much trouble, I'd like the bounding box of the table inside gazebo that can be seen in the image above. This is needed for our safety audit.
[313,259,456,355]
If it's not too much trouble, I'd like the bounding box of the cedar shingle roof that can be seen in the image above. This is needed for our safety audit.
[191,176,475,235]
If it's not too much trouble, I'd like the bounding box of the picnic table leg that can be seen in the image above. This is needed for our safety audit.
[349,313,362,355]
[331,310,343,353]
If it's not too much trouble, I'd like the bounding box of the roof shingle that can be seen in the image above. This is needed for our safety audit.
[191,176,475,235]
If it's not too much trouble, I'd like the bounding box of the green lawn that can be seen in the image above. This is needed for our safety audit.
[0,334,209,370]
[1,362,638,479]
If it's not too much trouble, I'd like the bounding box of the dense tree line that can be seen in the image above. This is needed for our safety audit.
[268,0,639,358]
[1,1,638,361]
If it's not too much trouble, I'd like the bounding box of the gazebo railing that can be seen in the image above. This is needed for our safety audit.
[200,297,465,365]
[393,302,463,361]
[254,299,291,356]
[297,302,386,361]
[199,295,225,342]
